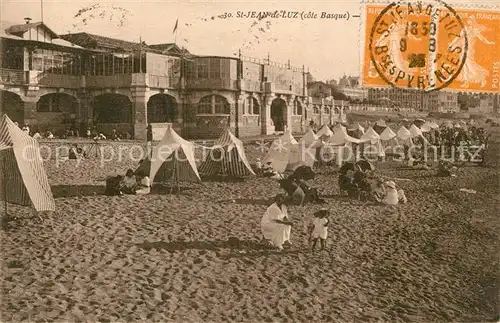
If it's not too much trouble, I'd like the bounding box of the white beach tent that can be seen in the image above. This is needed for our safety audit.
[328,125,361,146]
[288,129,319,170]
[397,126,413,141]
[147,125,201,187]
[262,131,311,173]
[420,121,433,132]
[360,127,385,157]
[198,129,255,177]
[0,114,55,212]
[379,126,401,152]
[316,124,333,139]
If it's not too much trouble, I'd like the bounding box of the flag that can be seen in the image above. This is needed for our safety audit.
[173,19,178,34]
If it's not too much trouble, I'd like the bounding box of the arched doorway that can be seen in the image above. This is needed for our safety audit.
[270,98,287,132]
[0,90,24,123]
[147,94,177,123]
[37,93,78,113]
[92,94,132,123]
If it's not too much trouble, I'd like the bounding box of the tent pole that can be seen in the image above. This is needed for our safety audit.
[170,157,176,195]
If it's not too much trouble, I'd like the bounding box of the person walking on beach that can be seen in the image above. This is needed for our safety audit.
[261,194,293,251]
[308,209,329,251]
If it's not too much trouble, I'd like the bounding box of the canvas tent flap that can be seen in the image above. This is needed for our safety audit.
[328,126,361,145]
[149,126,200,183]
[198,130,255,176]
[409,124,423,137]
[316,125,333,138]
[360,127,380,143]
[379,127,396,141]
[0,115,55,211]
[397,126,412,141]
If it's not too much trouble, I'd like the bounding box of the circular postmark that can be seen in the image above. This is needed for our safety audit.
[369,0,468,92]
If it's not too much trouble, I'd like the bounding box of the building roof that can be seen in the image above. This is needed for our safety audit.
[59,32,143,51]
[148,43,188,55]
[6,21,59,39]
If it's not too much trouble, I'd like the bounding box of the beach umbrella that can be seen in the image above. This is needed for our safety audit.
[356,159,375,172]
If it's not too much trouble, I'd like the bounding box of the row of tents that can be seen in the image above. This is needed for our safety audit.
[0,112,454,214]
[1,114,257,213]
[261,120,437,173]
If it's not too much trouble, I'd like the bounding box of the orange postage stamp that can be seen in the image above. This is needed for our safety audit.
[361,1,500,93]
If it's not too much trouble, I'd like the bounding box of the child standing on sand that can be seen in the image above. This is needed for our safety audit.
[308,209,330,251]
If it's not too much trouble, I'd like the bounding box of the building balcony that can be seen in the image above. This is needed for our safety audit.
[36,73,83,89]
[84,74,133,88]
[241,79,262,92]
[148,75,181,89]
[185,78,238,90]
[0,68,26,85]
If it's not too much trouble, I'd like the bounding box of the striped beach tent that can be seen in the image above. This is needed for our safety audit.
[0,114,55,211]
[142,125,201,185]
[198,129,255,177]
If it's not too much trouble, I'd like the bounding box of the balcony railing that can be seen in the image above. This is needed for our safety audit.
[185,78,237,90]
[148,75,181,89]
[0,68,26,85]
[37,73,82,88]
[85,74,132,88]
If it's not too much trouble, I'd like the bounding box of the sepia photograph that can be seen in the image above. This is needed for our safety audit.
[0,0,499,321]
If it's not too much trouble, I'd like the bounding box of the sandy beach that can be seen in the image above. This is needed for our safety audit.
[1,126,498,322]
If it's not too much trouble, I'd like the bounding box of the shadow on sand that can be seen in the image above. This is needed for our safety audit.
[136,238,302,258]
[201,175,246,182]
[52,185,105,198]
[148,185,195,194]
[137,238,275,252]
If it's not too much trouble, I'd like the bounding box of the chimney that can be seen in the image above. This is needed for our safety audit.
[24,17,32,24]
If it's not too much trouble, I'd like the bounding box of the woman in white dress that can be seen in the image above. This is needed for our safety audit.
[261,194,293,251]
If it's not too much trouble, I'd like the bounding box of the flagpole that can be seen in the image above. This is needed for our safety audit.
[40,0,44,22]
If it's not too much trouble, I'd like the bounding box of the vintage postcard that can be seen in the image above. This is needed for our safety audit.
[0,0,499,322]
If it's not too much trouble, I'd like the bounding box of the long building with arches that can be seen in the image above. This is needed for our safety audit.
[0,20,349,139]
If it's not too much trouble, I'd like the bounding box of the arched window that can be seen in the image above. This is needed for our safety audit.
[251,97,260,115]
[197,95,230,115]
[313,105,319,114]
[37,93,78,113]
[323,106,330,114]
[214,95,230,114]
[198,96,212,114]
[295,100,303,115]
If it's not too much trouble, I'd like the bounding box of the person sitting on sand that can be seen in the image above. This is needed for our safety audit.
[381,181,407,205]
[308,209,330,251]
[262,162,275,177]
[120,169,137,194]
[261,194,293,251]
[135,172,151,195]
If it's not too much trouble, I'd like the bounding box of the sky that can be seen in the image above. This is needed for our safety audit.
[1,0,497,82]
